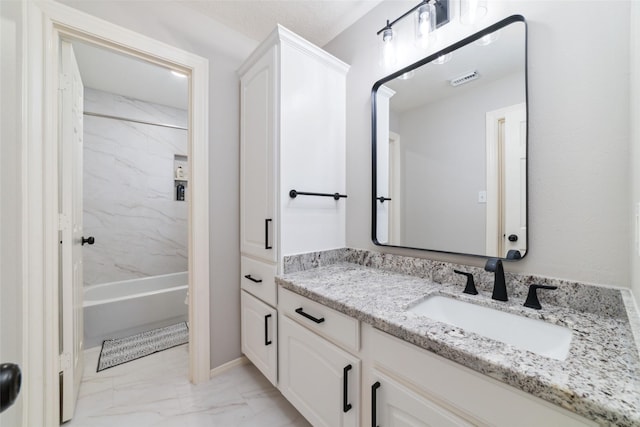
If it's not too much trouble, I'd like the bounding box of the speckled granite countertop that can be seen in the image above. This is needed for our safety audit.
[276,259,640,427]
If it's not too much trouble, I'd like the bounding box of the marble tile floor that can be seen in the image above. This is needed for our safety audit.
[65,345,311,427]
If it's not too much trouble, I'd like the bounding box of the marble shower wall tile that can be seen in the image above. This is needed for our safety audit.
[84,88,187,129]
[83,89,188,285]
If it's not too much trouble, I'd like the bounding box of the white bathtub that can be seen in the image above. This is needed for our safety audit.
[84,272,188,348]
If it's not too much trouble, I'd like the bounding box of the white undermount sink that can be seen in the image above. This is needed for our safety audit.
[408,295,572,361]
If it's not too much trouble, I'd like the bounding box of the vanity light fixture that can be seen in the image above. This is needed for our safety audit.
[398,70,416,80]
[460,0,488,25]
[377,0,450,63]
[432,53,452,64]
[381,22,397,66]
[476,31,499,46]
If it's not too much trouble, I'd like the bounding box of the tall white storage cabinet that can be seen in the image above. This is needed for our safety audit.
[238,25,349,388]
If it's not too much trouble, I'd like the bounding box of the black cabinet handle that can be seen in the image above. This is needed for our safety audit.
[264,314,272,346]
[244,274,262,283]
[81,236,95,246]
[0,363,21,413]
[371,381,381,427]
[343,364,352,413]
[265,219,272,250]
[376,196,392,203]
[295,307,325,324]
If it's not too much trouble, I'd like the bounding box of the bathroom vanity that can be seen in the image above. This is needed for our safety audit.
[238,18,640,427]
[275,249,640,427]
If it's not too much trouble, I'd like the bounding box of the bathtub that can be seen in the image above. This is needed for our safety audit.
[84,272,188,348]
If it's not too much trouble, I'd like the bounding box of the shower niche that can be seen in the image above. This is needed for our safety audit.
[174,154,188,201]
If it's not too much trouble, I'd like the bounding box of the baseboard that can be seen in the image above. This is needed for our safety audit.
[209,356,249,378]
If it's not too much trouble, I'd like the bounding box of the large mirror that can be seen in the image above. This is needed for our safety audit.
[372,15,527,259]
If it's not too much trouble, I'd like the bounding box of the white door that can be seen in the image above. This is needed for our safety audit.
[371,370,474,427]
[240,46,277,262]
[59,40,85,422]
[240,291,277,385]
[503,104,527,257]
[279,314,360,427]
[485,103,527,258]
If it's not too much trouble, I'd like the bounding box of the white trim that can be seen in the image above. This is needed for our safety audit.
[24,2,211,425]
[238,24,349,76]
[485,103,525,257]
[388,132,402,244]
[209,356,250,378]
[485,108,501,257]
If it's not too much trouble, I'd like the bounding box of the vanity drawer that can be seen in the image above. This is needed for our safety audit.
[241,256,277,307]
[279,287,359,352]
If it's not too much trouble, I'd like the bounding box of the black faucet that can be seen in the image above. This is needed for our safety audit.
[484,258,507,301]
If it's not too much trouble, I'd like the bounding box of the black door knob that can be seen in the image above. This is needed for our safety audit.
[82,236,95,246]
[508,234,518,242]
[0,363,21,413]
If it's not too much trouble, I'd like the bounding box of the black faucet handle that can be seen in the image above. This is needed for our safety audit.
[524,284,558,310]
[453,270,478,295]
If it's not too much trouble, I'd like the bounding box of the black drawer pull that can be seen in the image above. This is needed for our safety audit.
[295,307,325,324]
[372,381,381,427]
[265,219,272,250]
[264,314,272,346]
[244,274,262,283]
[343,364,352,413]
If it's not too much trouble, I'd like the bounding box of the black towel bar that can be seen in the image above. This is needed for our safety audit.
[289,190,347,200]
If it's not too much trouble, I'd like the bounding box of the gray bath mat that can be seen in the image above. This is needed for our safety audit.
[97,322,188,371]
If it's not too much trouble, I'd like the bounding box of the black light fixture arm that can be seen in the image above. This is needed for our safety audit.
[376,0,447,35]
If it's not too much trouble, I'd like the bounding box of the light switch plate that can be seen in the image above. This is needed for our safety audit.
[478,191,487,204]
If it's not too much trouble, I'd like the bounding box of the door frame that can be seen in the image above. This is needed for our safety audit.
[23,2,210,425]
[485,103,525,257]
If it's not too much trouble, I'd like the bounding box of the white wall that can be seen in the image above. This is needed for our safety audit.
[631,3,640,301]
[396,72,523,254]
[326,0,631,287]
[0,0,23,424]
[59,0,257,368]
[83,88,188,285]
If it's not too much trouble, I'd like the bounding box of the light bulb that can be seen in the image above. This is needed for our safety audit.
[381,27,396,67]
[476,31,499,46]
[460,0,487,25]
[432,53,452,65]
[414,2,436,49]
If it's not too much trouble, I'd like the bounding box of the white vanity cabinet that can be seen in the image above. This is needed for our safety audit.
[239,26,348,264]
[370,369,475,427]
[240,291,277,385]
[240,45,278,264]
[279,306,360,427]
[363,325,597,427]
[238,24,348,390]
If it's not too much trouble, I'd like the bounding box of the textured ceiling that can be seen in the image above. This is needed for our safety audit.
[179,0,384,47]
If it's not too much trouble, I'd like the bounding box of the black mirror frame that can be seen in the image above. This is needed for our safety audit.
[371,14,528,261]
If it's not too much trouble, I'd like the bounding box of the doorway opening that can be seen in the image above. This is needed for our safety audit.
[58,37,193,421]
[25,3,211,425]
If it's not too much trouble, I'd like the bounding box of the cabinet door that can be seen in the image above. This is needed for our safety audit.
[240,45,277,262]
[371,370,475,427]
[279,314,359,427]
[241,291,277,386]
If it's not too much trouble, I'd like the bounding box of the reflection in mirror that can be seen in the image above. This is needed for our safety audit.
[373,15,527,259]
